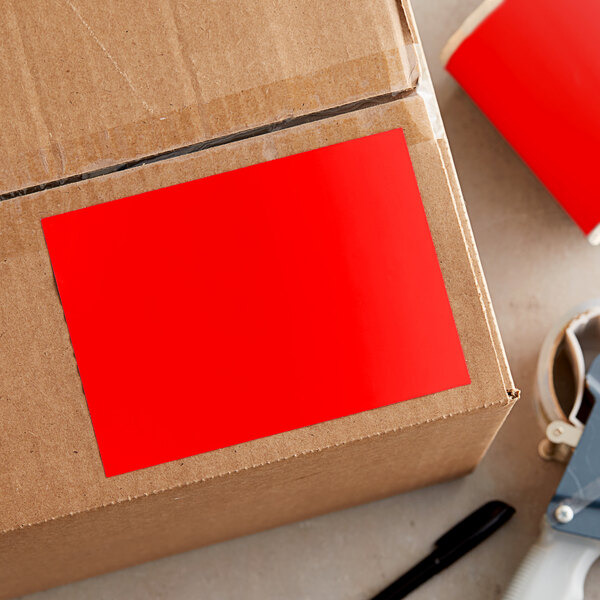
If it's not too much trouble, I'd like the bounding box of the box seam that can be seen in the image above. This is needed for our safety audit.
[1,2,422,203]
[0,88,418,203]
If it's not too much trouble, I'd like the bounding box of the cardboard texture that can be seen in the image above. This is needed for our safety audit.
[0,1,516,597]
[0,0,417,196]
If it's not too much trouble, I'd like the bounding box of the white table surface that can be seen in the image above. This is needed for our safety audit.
[21,1,600,598]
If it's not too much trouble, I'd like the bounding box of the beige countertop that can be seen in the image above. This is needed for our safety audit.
[21,1,600,598]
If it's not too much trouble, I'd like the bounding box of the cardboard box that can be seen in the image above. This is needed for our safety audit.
[0,1,517,597]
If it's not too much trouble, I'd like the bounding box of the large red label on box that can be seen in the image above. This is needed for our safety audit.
[42,129,470,477]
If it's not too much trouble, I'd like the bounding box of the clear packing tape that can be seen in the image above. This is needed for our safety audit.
[0,14,447,204]
[411,43,446,142]
[1,0,427,200]
[0,86,415,201]
[562,472,600,519]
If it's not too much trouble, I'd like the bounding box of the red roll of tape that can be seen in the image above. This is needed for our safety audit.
[445,0,600,243]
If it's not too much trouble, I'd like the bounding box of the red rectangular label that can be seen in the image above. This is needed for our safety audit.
[42,128,470,477]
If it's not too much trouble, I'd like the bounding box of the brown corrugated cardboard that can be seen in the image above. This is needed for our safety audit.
[0,0,417,196]
[0,1,516,598]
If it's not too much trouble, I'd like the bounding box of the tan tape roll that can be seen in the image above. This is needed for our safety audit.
[536,301,600,429]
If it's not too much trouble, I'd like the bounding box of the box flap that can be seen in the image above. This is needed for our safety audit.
[0,0,418,196]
